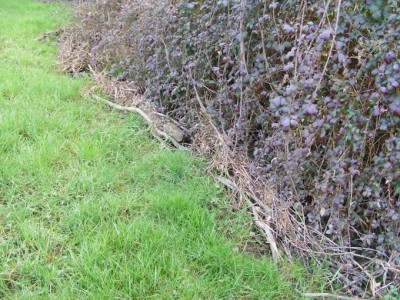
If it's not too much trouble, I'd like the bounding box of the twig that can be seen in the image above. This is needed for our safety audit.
[190,70,225,144]
[161,37,173,74]
[249,202,281,262]
[37,28,63,41]
[313,0,342,95]
[216,176,281,262]
[299,291,362,300]
[239,0,248,75]
[92,95,184,149]
[153,112,190,134]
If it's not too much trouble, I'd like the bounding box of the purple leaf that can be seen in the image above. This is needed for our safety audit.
[318,29,332,41]
[283,24,294,33]
[281,117,291,128]
[337,53,346,63]
[269,2,278,9]
[306,104,318,115]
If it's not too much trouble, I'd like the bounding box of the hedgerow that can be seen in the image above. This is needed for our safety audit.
[60,0,399,297]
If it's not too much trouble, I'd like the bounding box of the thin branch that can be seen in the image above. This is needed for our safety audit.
[216,176,281,262]
[300,291,363,300]
[313,0,343,95]
[93,95,185,149]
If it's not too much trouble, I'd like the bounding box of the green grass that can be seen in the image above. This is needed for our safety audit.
[0,0,319,298]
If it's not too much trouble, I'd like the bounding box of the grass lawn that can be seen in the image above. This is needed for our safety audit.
[0,0,319,298]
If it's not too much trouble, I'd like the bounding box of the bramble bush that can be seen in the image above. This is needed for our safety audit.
[62,0,399,295]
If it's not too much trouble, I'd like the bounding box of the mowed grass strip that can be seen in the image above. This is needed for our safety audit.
[0,1,312,298]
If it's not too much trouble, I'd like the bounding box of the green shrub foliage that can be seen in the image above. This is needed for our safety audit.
[68,0,399,292]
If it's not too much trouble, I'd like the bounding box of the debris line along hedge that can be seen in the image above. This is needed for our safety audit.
[60,0,399,297]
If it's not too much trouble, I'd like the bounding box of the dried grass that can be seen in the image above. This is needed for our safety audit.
[58,27,89,74]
